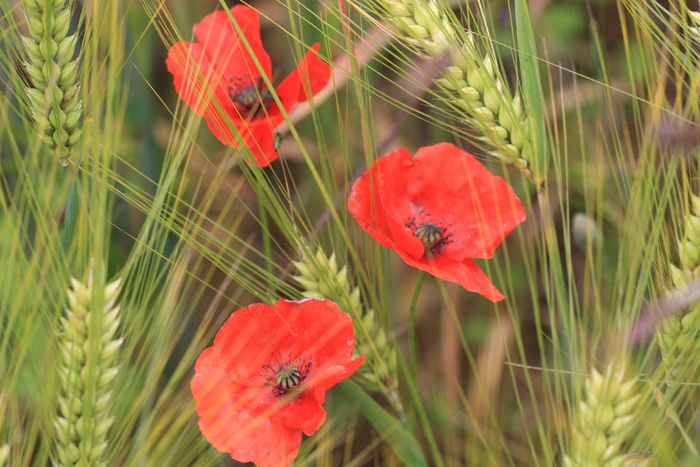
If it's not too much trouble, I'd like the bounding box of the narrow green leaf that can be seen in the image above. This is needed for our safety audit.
[515,0,548,187]
[60,173,79,250]
[339,380,428,467]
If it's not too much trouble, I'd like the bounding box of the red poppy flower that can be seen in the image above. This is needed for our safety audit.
[166,6,331,167]
[348,143,526,302]
[191,299,364,466]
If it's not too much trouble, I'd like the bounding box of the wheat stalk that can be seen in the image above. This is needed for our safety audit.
[357,0,533,178]
[19,0,83,165]
[53,268,122,466]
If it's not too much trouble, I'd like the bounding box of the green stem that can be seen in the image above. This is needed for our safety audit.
[339,380,428,467]
[397,356,446,467]
[409,271,425,389]
[258,191,273,291]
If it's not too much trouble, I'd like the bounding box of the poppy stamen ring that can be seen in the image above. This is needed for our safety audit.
[406,216,452,257]
[227,75,274,116]
[263,359,313,397]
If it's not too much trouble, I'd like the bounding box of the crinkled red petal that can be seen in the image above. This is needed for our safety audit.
[205,302,286,387]
[282,300,360,369]
[274,44,329,106]
[240,44,330,165]
[296,44,332,102]
[411,143,526,260]
[202,114,283,167]
[166,41,248,153]
[193,6,271,79]
[398,250,505,301]
[275,356,366,436]
[278,391,328,436]
[216,300,361,386]
[241,121,281,167]
[369,148,427,260]
[166,42,232,117]
[191,348,302,467]
[312,358,366,393]
[348,148,418,252]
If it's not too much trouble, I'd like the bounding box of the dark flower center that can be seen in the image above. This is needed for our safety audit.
[227,74,274,117]
[415,222,443,252]
[275,365,302,389]
[263,358,312,397]
[406,213,452,257]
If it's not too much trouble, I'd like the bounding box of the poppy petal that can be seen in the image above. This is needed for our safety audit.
[167,41,250,152]
[274,44,331,107]
[312,358,366,393]
[192,351,298,466]
[200,115,281,166]
[211,302,294,386]
[241,120,282,167]
[279,392,328,435]
[193,7,272,79]
[217,300,361,385]
[225,411,301,467]
[166,42,231,117]
[348,148,422,256]
[347,166,395,250]
[412,143,526,260]
[398,251,505,301]
[369,148,429,259]
[282,300,360,366]
[295,44,332,102]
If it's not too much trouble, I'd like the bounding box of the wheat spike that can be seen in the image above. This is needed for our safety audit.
[563,364,642,466]
[19,0,83,165]
[358,0,533,177]
[53,268,122,466]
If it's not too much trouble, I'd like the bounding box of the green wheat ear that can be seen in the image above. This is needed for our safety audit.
[657,193,700,385]
[19,0,83,165]
[293,250,403,413]
[359,0,533,179]
[53,268,122,465]
[563,364,642,466]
